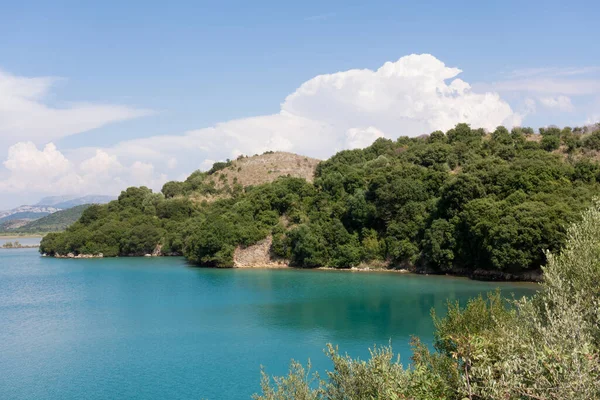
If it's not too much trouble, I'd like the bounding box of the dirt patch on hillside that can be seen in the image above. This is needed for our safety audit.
[233,236,289,268]
[213,152,320,189]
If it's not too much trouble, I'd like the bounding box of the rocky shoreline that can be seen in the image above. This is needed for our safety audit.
[41,239,542,282]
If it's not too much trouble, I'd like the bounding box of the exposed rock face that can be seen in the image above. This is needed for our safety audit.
[233,236,289,268]
[152,244,162,257]
[55,253,104,259]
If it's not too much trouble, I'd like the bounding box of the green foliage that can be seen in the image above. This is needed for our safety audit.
[541,134,560,151]
[423,219,456,270]
[207,159,232,175]
[161,181,185,198]
[255,201,600,399]
[41,124,600,274]
[583,130,600,150]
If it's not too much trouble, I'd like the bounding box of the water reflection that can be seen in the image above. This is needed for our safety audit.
[191,268,537,342]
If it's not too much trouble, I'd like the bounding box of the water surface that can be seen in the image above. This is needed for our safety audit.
[0,249,537,399]
[0,236,41,246]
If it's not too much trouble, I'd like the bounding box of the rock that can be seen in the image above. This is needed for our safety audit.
[233,236,289,268]
[152,244,162,257]
[144,254,152,257]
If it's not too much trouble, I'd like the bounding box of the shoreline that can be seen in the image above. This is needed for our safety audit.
[42,252,542,283]
[0,234,44,239]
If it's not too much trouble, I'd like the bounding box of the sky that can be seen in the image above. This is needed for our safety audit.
[1,0,599,209]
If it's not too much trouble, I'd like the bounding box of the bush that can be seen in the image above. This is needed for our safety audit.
[541,134,560,151]
[583,131,600,150]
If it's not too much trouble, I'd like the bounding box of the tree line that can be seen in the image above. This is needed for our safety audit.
[41,124,600,275]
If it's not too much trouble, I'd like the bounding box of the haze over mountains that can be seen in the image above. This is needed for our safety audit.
[0,195,116,233]
[35,195,117,209]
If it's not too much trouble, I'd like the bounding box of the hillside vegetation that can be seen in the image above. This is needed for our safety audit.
[11,205,91,234]
[164,151,320,203]
[41,124,600,276]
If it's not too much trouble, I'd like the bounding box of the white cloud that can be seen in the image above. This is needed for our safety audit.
[3,142,71,177]
[79,149,122,175]
[509,66,600,78]
[345,127,386,149]
[0,69,152,146]
[282,54,517,136]
[539,95,575,112]
[586,115,600,125]
[524,98,537,114]
[481,65,600,97]
[0,54,520,202]
[0,142,163,197]
[167,158,178,169]
[489,78,600,96]
[1,142,75,193]
[106,54,518,165]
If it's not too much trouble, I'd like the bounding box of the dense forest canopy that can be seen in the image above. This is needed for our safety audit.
[41,123,600,274]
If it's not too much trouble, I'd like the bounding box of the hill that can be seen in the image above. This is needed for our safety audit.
[157,152,319,204]
[40,124,600,278]
[162,151,320,203]
[0,196,117,234]
[212,152,319,187]
[13,205,91,234]
[0,206,61,224]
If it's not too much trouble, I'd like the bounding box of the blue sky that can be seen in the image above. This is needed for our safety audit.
[0,0,599,208]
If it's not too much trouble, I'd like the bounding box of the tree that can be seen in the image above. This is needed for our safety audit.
[583,131,600,150]
[423,219,456,270]
[541,134,560,151]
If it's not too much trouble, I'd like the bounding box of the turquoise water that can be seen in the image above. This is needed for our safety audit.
[0,249,537,399]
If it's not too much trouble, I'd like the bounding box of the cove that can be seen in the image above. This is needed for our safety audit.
[0,249,537,400]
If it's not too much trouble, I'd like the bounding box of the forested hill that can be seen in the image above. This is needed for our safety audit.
[12,205,91,234]
[40,124,600,276]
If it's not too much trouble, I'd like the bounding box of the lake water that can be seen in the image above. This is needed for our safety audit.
[0,248,537,399]
[0,236,41,246]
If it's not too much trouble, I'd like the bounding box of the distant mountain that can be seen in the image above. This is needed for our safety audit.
[0,206,61,223]
[11,205,91,234]
[0,195,115,233]
[35,195,80,206]
[36,195,116,208]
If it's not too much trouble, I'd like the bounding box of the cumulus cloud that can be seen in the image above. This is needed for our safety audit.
[80,149,122,175]
[282,54,518,136]
[3,142,71,178]
[0,69,152,146]
[0,142,161,197]
[539,95,574,112]
[1,54,521,202]
[345,127,386,149]
[107,53,519,165]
